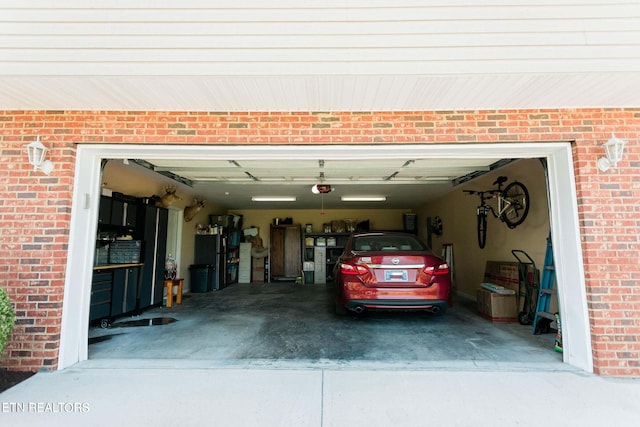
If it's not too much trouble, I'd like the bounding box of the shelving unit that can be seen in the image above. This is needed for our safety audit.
[226,229,241,284]
[303,232,350,284]
[209,214,243,286]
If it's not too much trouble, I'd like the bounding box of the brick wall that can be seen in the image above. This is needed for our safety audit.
[0,109,638,376]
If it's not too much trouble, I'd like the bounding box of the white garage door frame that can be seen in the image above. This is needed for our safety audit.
[59,143,592,373]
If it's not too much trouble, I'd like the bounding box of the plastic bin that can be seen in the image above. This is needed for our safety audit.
[189,264,215,293]
[304,271,314,284]
[230,230,241,247]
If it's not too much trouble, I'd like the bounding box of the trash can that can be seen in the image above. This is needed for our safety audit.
[189,264,215,293]
[304,271,314,284]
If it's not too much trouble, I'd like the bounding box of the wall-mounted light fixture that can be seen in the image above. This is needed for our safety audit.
[25,137,54,175]
[597,133,626,172]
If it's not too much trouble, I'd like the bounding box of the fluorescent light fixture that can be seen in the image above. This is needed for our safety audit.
[251,196,296,202]
[341,196,387,202]
[421,176,452,181]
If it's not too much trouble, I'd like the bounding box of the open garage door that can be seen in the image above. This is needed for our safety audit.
[59,143,591,372]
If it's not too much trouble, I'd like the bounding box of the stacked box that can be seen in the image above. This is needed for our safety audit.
[476,260,525,322]
[483,261,521,292]
[476,288,517,323]
[252,257,265,283]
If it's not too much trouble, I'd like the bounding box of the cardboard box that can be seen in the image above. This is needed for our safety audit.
[484,260,542,312]
[476,288,517,323]
[252,257,265,283]
[483,261,521,292]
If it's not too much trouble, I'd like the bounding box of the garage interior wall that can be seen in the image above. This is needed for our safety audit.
[238,209,408,243]
[0,109,638,377]
[417,159,551,303]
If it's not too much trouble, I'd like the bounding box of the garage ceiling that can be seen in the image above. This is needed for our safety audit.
[122,155,510,210]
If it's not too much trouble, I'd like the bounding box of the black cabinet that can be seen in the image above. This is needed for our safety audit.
[111,266,140,317]
[90,269,112,322]
[98,194,138,228]
[125,203,137,227]
[137,204,168,308]
[194,234,225,290]
[91,266,141,324]
[98,196,113,225]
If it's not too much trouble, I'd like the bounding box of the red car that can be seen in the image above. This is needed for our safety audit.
[333,232,451,315]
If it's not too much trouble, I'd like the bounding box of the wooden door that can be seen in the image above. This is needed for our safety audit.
[270,226,285,278]
[283,225,301,277]
[270,224,301,280]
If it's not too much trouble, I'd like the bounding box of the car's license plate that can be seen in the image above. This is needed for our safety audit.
[385,270,408,281]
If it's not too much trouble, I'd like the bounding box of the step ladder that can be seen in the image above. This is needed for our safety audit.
[532,234,556,334]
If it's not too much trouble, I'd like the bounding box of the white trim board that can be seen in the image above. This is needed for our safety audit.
[59,143,592,372]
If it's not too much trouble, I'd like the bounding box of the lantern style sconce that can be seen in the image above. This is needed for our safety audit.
[25,137,54,175]
[597,133,626,172]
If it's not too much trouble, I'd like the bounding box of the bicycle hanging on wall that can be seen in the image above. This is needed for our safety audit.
[463,176,530,249]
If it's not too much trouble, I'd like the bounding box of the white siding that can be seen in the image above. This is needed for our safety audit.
[0,0,639,110]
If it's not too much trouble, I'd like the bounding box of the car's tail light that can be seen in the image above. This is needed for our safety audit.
[340,263,369,275]
[423,263,450,275]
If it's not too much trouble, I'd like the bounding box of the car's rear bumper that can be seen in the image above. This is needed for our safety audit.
[345,299,449,311]
[338,279,451,308]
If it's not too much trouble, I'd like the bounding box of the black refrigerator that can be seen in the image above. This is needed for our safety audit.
[191,234,227,292]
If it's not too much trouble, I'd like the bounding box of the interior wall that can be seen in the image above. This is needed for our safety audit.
[232,208,412,247]
[415,159,550,300]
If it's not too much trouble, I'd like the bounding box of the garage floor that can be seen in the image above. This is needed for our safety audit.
[88,282,562,367]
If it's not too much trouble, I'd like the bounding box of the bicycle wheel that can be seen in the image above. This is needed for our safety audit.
[501,181,530,228]
[477,211,488,249]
